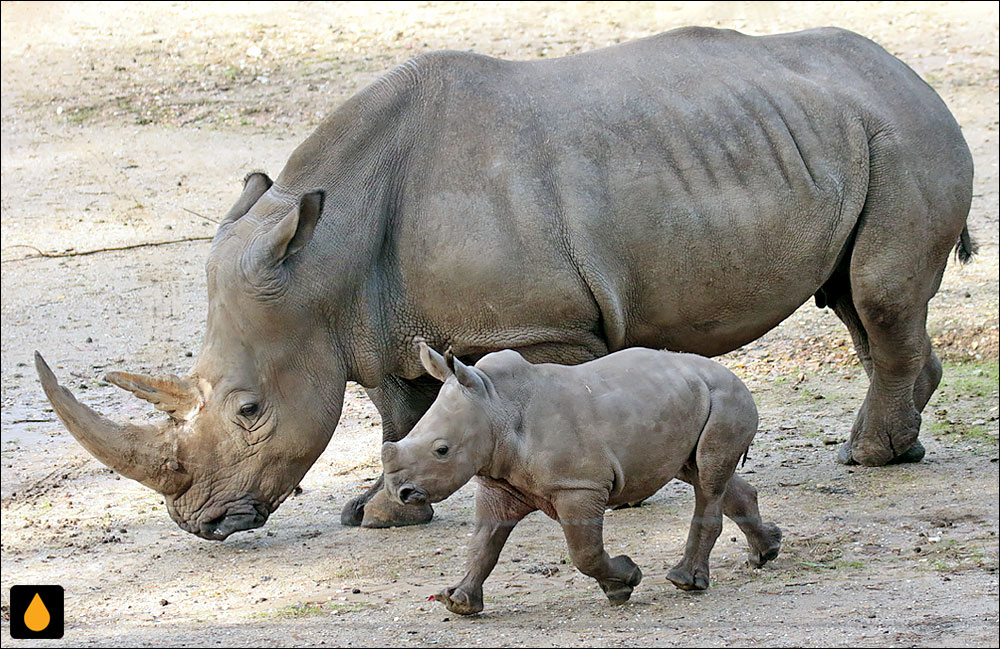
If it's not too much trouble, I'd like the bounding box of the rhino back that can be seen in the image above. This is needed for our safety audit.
[510,349,740,502]
[272,27,968,381]
[380,27,967,362]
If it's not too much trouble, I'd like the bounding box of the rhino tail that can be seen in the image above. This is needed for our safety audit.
[955,225,977,264]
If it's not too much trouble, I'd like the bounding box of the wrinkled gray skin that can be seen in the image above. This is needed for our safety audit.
[37,26,975,538]
[383,344,782,614]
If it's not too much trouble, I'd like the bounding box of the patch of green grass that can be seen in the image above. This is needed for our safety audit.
[925,419,991,442]
[66,105,98,123]
[797,559,864,572]
[938,360,1000,399]
[926,360,998,449]
[252,601,369,619]
[922,538,992,574]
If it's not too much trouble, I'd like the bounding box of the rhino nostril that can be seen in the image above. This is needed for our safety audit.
[204,513,226,529]
[398,485,426,504]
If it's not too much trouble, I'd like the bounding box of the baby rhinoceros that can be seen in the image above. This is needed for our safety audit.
[383,344,782,615]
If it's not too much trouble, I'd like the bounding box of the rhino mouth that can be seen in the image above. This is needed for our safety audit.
[181,501,271,541]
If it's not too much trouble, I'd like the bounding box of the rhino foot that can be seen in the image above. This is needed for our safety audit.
[888,440,926,464]
[667,563,709,591]
[340,493,367,527]
[360,487,433,528]
[433,586,483,616]
[599,555,642,605]
[837,439,925,467]
[748,523,782,568]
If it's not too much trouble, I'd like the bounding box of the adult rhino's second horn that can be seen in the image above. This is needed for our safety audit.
[34,352,188,495]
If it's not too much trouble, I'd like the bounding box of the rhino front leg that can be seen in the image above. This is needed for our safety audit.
[341,374,440,527]
[554,491,642,605]
[434,479,536,615]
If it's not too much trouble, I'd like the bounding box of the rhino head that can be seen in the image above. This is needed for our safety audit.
[382,343,497,506]
[36,173,348,540]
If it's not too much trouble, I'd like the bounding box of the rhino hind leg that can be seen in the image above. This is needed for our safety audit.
[833,127,971,467]
[828,278,945,466]
[826,260,942,467]
[667,470,724,591]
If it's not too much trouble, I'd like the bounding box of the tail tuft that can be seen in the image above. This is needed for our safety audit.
[955,225,978,264]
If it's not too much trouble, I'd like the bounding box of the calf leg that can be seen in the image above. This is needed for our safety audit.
[670,398,776,589]
[554,490,642,605]
[667,464,726,591]
[678,467,781,568]
[341,374,440,527]
[434,479,536,615]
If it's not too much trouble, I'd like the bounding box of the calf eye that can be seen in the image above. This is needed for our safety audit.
[434,445,449,458]
[239,403,259,418]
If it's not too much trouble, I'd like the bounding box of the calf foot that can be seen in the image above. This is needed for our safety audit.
[598,555,642,605]
[433,585,484,616]
[748,523,782,568]
[667,562,709,591]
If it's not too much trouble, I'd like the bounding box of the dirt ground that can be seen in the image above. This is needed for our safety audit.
[1,2,998,646]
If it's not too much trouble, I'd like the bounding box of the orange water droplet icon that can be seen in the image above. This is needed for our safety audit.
[24,592,51,632]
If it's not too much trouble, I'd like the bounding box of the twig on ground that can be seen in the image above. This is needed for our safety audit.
[1,237,212,263]
[183,207,219,224]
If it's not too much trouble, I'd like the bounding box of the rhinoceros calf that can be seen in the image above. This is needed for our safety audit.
[382,343,781,614]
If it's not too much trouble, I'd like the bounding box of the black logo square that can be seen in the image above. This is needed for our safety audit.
[9,585,64,639]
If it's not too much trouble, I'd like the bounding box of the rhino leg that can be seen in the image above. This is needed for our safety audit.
[831,129,971,466]
[434,479,536,615]
[828,281,938,466]
[341,374,439,527]
[667,462,728,591]
[677,468,781,568]
[554,491,642,605]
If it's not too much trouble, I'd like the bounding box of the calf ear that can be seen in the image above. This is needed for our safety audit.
[419,342,451,382]
[221,172,273,226]
[256,190,325,265]
[452,356,488,398]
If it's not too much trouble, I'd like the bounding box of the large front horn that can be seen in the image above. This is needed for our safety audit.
[34,353,187,495]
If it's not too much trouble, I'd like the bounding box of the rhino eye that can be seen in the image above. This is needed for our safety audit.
[239,403,259,418]
[434,445,449,458]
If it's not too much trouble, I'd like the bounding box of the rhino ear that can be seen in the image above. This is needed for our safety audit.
[255,190,325,266]
[451,355,488,398]
[220,172,273,227]
[419,342,451,382]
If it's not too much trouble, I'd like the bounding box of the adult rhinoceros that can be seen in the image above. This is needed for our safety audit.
[36,26,974,538]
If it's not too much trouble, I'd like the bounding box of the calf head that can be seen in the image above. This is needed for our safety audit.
[36,173,347,540]
[382,343,496,505]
